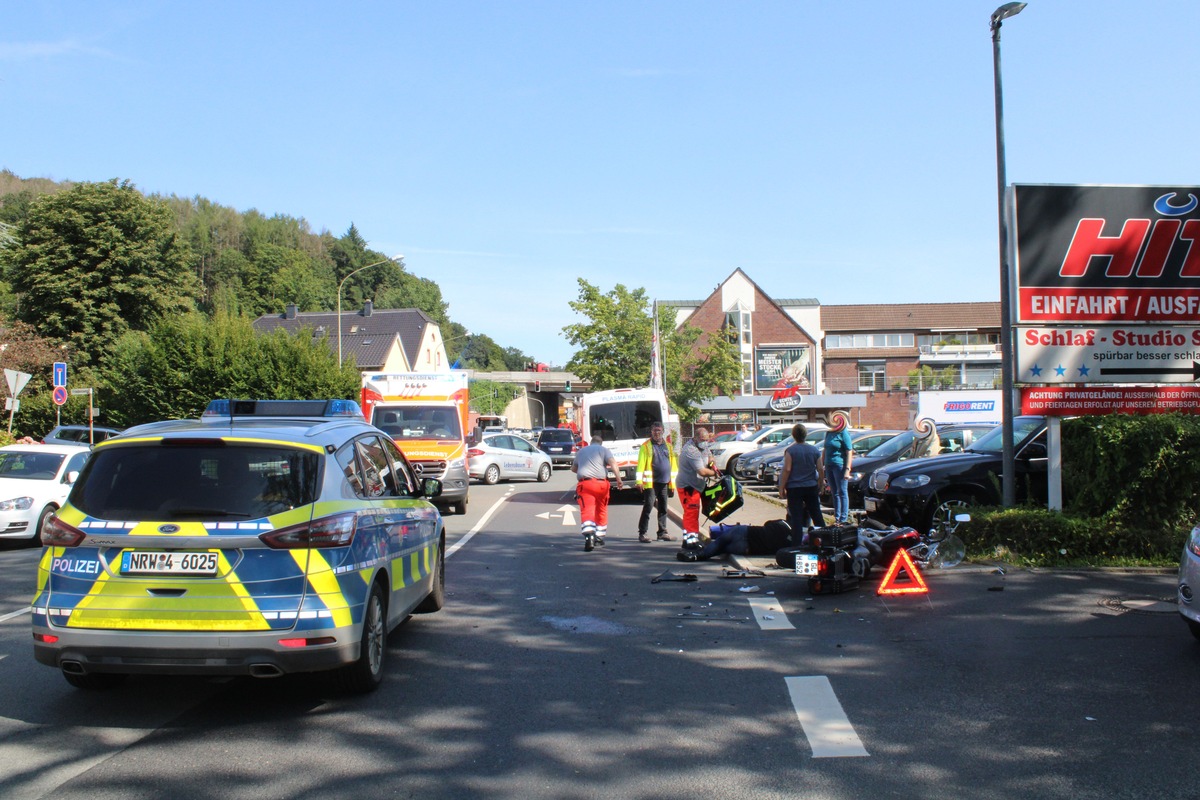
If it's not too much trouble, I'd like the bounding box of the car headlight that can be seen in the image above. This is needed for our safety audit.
[849,471,863,482]
[0,496,34,512]
[891,474,932,489]
[713,448,725,456]
[1188,526,1200,557]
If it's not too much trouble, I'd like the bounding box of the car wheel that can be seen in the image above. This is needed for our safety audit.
[337,581,386,694]
[63,671,128,690]
[726,456,739,475]
[1187,619,1200,642]
[34,505,56,543]
[483,464,501,485]
[414,537,445,614]
[927,492,973,542]
[537,463,551,483]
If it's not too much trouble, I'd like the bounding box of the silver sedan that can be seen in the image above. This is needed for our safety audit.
[468,434,553,484]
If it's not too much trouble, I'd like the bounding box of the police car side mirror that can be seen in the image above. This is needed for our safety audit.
[422,477,443,499]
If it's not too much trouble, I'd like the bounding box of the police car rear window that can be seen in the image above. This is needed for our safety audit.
[72,444,321,520]
[539,430,575,443]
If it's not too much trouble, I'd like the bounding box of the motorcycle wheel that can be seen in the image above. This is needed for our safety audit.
[926,534,966,568]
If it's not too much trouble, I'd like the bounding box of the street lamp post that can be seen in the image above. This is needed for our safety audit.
[338,254,403,367]
[991,2,1025,507]
[526,389,545,428]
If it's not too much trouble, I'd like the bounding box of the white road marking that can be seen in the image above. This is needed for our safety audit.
[747,596,794,629]
[534,504,578,526]
[446,493,510,558]
[0,607,30,623]
[785,676,869,758]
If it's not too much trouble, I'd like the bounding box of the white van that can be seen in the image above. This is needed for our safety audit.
[580,387,669,486]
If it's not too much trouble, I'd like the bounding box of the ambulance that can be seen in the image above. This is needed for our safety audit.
[580,387,670,488]
[360,371,470,515]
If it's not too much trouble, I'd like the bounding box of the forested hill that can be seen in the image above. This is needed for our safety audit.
[0,170,531,371]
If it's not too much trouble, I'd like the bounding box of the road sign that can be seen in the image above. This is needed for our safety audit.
[52,386,68,406]
[53,361,67,388]
[3,369,31,397]
[1017,325,1200,384]
[70,388,90,396]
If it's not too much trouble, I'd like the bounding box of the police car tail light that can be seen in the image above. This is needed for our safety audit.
[260,512,358,549]
[279,636,337,648]
[41,515,86,548]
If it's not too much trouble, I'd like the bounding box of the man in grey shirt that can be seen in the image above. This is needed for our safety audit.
[571,435,625,552]
[676,427,716,540]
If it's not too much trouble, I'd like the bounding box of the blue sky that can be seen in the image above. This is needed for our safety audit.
[4,1,1199,366]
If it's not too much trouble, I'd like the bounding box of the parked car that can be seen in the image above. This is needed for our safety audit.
[0,444,91,542]
[42,425,124,447]
[536,428,578,467]
[839,424,996,509]
[863,416,1048,535]
[32,398,445,691]
[468,433,553,484]
[1179,526,1200,640]
[710,423,809,473]
[757,429,900,487]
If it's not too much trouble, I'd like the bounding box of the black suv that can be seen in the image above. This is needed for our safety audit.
[536,428,578,467]
[862,416,1048,535]
[840,423,997,510]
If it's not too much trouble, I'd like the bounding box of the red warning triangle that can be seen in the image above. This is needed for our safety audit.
[876,548,929,595]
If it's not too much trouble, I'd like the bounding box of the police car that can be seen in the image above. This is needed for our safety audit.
[32,399,445,692]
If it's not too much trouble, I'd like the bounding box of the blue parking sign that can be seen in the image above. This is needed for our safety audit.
[53,361,67,388]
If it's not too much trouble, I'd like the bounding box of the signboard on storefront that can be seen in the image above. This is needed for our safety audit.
[755,346,811,393]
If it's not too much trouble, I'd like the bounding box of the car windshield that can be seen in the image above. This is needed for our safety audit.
[72,443,322,520]
[865,430,915,458]
[0,451,66,480]
[588,401,661,442]
[372,407,462,441]
[966,418,1044,454]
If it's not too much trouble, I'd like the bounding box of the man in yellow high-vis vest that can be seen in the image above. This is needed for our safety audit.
[636,422,678,542]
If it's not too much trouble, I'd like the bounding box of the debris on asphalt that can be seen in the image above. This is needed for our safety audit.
[738,585,761,593]
[652,570,698,583]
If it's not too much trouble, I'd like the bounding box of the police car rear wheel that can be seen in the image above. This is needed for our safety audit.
[63,671,128,690]
[415,539,445,613]
[537,463,551,482]
[338,582,386,693]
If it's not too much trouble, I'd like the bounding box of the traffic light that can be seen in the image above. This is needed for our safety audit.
[534,380,541,392]
[565,380,572,392]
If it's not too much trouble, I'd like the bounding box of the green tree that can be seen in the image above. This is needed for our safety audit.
[469,378,522,417]
[670,330,743,422]
[459,333,509,371]
[562,280,655,390]
[1,180,198,366]
[102,312,359,426]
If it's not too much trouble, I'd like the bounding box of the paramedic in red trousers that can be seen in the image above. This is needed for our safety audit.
[676,427,716,542]
[636,422,678,542]
[571,434,624,552]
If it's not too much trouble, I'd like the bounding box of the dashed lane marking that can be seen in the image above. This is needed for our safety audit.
[747,596,794,629]
[785,676,869,758]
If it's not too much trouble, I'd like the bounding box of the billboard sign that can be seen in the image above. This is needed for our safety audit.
[1022,386,1200,417]
[916,390,1002,425]
[1012,184,1200,325]
[1017,325,1200,384]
